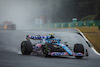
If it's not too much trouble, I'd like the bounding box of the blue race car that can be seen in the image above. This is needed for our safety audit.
[21,34,88,59]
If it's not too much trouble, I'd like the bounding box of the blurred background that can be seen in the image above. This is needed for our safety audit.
[0,0,100,30]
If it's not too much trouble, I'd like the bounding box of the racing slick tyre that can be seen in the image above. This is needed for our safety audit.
[74,44,84,59]
[42,45,51,57]
[21,41,33,55]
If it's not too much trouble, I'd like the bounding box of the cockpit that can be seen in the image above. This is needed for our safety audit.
[49,39,61,43]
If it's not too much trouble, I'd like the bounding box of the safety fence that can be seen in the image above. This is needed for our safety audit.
[43,20,100,28]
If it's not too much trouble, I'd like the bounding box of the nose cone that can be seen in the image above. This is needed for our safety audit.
[59,44,73,55]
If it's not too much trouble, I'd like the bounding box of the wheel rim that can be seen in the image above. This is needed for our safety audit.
[43,48,48,57]
[48,48,51,54]
[43,49,46,55]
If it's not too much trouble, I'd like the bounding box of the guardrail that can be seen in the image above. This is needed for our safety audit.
[42,20,100,28]
[32,20,100,29]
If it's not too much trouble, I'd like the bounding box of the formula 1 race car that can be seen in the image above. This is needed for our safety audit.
[0,21,16,30]
[21,34,88,59]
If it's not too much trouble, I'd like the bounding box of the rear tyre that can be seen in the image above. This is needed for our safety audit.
[74,44,84,59]
[21,41,33,55]
[42,45,50,57]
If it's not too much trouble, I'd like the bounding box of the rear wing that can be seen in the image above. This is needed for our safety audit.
[26,34,55,40]
[26,35,45,40]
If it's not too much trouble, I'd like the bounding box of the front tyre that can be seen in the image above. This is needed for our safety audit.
[74,43,84,59]
[21,41,33,55]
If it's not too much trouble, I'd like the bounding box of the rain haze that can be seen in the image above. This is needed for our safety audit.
[0,0,74,30]
[0,0,100,67]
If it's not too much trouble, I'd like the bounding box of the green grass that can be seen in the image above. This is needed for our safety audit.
[77,26,100,33]
[77,27,100,53]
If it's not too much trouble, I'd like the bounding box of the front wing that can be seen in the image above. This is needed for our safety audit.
[51,52,84,56]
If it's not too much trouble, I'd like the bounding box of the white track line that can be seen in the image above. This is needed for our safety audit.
[76,28,100,56]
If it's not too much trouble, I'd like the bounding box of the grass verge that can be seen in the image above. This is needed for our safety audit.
[77,26,100,33]
[77,27,100,53]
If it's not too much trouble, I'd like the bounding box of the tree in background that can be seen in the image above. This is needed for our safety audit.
[76,0,100,21]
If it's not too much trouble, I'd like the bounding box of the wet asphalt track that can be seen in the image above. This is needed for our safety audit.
[0,29,100,67]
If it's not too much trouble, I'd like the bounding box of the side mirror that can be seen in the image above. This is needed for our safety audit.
[26,35,28,39]
[64,42,68,46]
[26,35,29,39]
[59,39,61,41]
